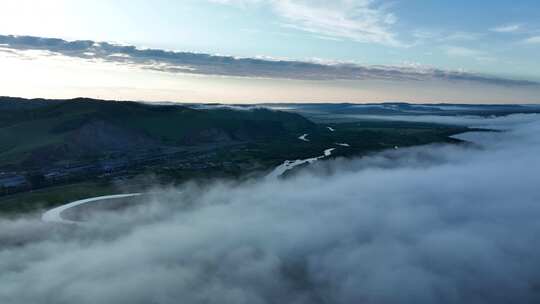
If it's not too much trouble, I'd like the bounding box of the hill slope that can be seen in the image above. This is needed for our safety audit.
[0,97,316,168]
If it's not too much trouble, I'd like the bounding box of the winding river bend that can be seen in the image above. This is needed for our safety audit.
[42,193,142,225]
[43,126,350,224]
[267,148,336,179]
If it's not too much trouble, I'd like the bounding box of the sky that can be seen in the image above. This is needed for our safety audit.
[0,0,539,103]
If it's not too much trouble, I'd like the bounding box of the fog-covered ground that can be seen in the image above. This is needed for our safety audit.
[347,112,540,129]
[1,114,539,304]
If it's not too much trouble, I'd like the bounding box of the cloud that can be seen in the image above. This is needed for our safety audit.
[523,36,540,44]
[412,30,483,46]
[208,0,262,4]
[271,0,403,46]
[445,46,484,57]
[210,0,402,46]
[207,0,263,8]
[441,31,482,42]
[0,34,537,88]
[346,113,540,129]
[1,114,540,303]
[444,46,496,63]
[491,23,522,33]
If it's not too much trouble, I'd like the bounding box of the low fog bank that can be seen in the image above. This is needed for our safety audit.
[1,114,540,304]
[350,113,540,129]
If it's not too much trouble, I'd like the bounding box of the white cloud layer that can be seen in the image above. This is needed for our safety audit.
[1,114,540,303]
[0,34,536,87]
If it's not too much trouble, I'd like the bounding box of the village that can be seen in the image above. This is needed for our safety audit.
[0,147,241,195]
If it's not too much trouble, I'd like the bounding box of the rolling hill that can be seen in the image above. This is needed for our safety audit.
[0,97,316,168]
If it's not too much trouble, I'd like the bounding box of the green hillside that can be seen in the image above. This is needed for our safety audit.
[0,97,316,168]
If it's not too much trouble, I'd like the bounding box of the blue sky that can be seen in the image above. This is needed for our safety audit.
[0,0,539,103]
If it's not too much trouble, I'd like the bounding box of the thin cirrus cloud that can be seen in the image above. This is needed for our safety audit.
[489,23,540,45]
[271,0,402,47]
[445,46,485,57]
[490,23,522,33]
[444,46,495,62]
[211,0,403,46]
[443,32,481,41]
[523,36,540,44]
[0,34,538,88]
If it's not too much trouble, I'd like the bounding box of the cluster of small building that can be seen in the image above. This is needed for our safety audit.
[0,173,27,189]
[0,147,242,195]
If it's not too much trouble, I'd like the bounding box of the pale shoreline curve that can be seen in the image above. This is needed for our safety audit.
[42,193,142,225]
